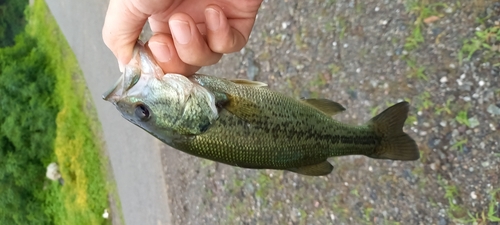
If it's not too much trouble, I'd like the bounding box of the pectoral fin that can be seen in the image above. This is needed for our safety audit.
[221,93,262,122]
[287,161,333,176]
[301,99,346,116]
[230,79,268,88]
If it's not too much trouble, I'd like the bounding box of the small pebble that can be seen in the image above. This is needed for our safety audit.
[449,64,456,69]
[481,161,490,167]
[479,80,485,86]
[487,104,500,115]
[470,191,477,199]
[343,43,348,48]
[440,76,448,83]
[468,116,480,128]
[375,7,380,12]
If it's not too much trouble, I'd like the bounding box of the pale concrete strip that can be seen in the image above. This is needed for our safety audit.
[44,0,172,224]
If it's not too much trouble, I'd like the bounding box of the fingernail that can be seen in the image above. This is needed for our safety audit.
[149,41,172,62]
[118,61,124,73]
[169,20,191,45]
[205,8,220,31]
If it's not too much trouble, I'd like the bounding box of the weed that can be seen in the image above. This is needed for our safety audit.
[455,110,470,127]
[355,1,364,14]
[336,16,347,40]
[363,207,374,222]
[383,220,401,225]
[404,1,449,51]
[370,105,381,117]
[415,91,433,111]
[487,188,500,222]
[406,115,417,126]
[459,25,500,65]
[405,57,428,81]
[309,73,329,87]
[443,184,470,222]
[451,138,468,152]
[350,188,359,197]
[438,178,500,223]
[294,26,309,50]
[328,63,341,74]
[435,98,453,116]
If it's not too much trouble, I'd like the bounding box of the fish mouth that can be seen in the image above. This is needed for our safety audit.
[102,74,124,103]
[102,43,144,103]
[103,42,162,103]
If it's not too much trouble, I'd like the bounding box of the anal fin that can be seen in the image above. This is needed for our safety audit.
[287,161,333,176]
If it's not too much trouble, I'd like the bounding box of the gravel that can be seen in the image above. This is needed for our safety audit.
[160,0,500,224]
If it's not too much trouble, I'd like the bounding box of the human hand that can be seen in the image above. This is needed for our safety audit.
[102,0,263,75]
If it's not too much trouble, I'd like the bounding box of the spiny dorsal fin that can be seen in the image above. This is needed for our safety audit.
[301,99,346,116]
[230,79,268,88]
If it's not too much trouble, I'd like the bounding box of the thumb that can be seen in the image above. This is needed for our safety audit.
[102,0,148,66]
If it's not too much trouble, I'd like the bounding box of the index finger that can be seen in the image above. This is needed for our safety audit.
[102,0,149,65]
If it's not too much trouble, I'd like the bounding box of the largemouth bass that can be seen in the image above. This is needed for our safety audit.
[103,43,419,176]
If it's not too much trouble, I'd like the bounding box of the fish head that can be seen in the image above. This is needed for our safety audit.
[103,43,218,144]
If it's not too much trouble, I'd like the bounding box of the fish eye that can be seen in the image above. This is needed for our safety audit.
[135,103,151,121]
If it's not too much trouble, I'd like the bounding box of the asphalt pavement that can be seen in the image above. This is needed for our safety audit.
[44,0,172,224]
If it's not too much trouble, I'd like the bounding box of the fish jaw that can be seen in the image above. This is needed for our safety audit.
[103,42,161,103]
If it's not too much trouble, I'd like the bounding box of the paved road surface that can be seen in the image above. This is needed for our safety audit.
[44,0,172,224]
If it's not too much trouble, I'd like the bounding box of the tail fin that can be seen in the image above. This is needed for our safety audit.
[368,101,420,160]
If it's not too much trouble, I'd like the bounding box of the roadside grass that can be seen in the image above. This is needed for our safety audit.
[26,1,122,224]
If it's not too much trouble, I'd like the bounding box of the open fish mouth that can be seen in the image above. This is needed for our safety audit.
[102,74,125,103]
[102,42,156,104]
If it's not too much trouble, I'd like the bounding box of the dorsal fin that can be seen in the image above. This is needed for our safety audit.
[301,99,346,116]
[230,79,268,88]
